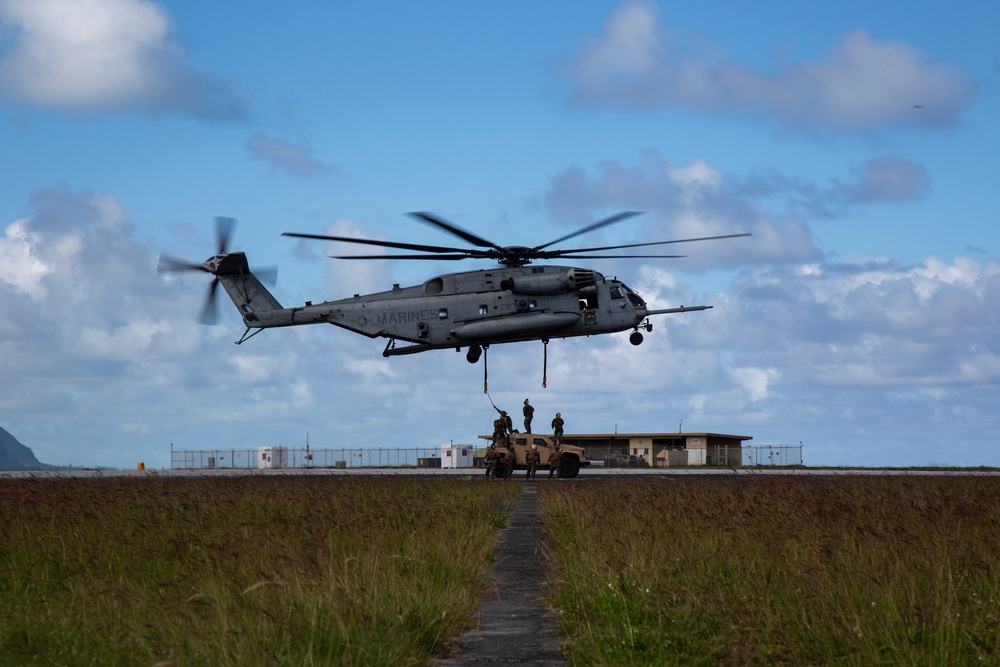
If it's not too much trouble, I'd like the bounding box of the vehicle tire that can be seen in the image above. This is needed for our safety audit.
[559,458,580,479]
[493,461,510,479]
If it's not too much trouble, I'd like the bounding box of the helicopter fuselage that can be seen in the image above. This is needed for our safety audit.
[229,262,652,355]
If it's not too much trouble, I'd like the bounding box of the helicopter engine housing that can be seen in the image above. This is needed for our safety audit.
[500,268,597,295]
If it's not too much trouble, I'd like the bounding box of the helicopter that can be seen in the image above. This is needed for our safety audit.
[158,212,749,385]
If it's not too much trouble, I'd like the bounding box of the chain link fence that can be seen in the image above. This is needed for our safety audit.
[743,445,804,467]
[170,444,803,470]
[170,446,444,470]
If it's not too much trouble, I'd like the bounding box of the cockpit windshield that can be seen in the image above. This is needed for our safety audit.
[619,283,646,308]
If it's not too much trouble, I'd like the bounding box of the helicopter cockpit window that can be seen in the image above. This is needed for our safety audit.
[438,308,448,319]
[610,285,625,300]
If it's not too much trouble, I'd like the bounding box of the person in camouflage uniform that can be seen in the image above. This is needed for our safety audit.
[492,418,505,447]
[523,399,534,433]
[525,444,540,480]
[548,444,563,479]
[551,412,564,446]
[484,445,497,478]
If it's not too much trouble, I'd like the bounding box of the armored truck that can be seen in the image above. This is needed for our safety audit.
[491,433,589,478]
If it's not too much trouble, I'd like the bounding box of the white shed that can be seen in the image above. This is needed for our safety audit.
[441,443,473,468]
[258,446,288,469]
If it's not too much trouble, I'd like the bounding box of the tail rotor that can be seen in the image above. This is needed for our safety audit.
[157,217,277,325]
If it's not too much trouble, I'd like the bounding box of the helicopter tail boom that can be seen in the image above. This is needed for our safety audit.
[212,252,285,327]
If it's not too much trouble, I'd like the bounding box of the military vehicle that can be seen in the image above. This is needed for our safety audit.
[489,433,588,479]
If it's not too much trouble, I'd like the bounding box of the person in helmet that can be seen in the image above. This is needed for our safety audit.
[551,412,564,446]
[523,399,535,433]
[525,443,540,480]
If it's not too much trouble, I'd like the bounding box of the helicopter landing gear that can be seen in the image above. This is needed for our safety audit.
[466,344,482,363]
[630,319,653,346]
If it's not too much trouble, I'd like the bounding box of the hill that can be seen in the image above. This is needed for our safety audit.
[0,426,50,470]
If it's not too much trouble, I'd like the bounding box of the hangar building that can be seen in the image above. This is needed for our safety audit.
[556,432,752,467]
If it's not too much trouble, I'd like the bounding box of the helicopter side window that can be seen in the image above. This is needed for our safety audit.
[610,286,624,300]
[438,308,448,319]
[478,304,488,315]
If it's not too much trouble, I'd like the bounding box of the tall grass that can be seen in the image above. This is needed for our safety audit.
[539,476,1000,665]
[0,475,520,666]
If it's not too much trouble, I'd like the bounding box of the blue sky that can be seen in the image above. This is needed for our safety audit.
[1,0,997,468]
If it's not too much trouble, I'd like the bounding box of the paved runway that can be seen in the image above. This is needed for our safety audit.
[3,466,999,479]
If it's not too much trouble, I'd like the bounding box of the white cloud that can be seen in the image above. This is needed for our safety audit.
[246,133,337,179]
[732,367,781,402]
[555,1,975,133]
[0,219,49,300]
[539,151,819,268]
[0,0,247,121]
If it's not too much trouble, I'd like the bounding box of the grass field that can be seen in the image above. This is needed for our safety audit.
[539,475,1000,665]
[0,475,521,666]
[6,473,1000,666]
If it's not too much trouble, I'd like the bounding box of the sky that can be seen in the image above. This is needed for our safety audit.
[1,0,998,469]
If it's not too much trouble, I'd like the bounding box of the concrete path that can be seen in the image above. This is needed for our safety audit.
[436,480,567,666]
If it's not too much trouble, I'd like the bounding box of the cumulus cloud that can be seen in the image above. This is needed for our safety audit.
[554,0,975,133]
[537,150,819,268]
[0,0,248,121]
[246,133,338,179]
[734,154,930,219]
[719,257,1000,389]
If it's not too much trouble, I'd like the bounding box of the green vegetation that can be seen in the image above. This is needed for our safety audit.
[539,476,1000,666]
[0,475,521,666]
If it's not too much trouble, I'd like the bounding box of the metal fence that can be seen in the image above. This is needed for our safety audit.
[170,446,444,470]
[744,445,804,467]
[170,444,804,470]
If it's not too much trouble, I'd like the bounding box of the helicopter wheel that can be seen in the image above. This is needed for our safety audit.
[629,331,644,346]
[466,344,483,363]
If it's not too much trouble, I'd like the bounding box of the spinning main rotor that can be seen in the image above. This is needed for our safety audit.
[283,211,750,268]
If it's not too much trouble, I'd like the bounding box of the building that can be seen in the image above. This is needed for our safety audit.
[556,432,752,467]
[441,443,474,468]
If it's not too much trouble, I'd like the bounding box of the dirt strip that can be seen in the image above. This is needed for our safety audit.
[436,480,568,666]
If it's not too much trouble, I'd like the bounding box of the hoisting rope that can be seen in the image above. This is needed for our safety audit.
[542,338,548,388]
[483,345,488,393]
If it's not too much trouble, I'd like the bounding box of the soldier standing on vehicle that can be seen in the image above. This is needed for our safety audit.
[523,399,534,433]
[492,418,505,447]
[551,412,564,446]
[525,444,540,480]
[501,410,514,438]
[548,444,563,479]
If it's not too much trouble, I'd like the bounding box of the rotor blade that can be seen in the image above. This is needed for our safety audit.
[532,211,642,252]
[330,253,477,261]
[253,266,279,286]
[282,231,471,255]
[408,212,501,250]
[549,253,689,259]
[215,216,236,254]
[157,255,208,274]
[542,232,753,257]
[198,278,220,325]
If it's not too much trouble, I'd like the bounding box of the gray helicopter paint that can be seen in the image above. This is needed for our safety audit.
[216,260,650,351]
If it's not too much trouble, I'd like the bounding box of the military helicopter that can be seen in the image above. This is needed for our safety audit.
[158,212,749,384]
